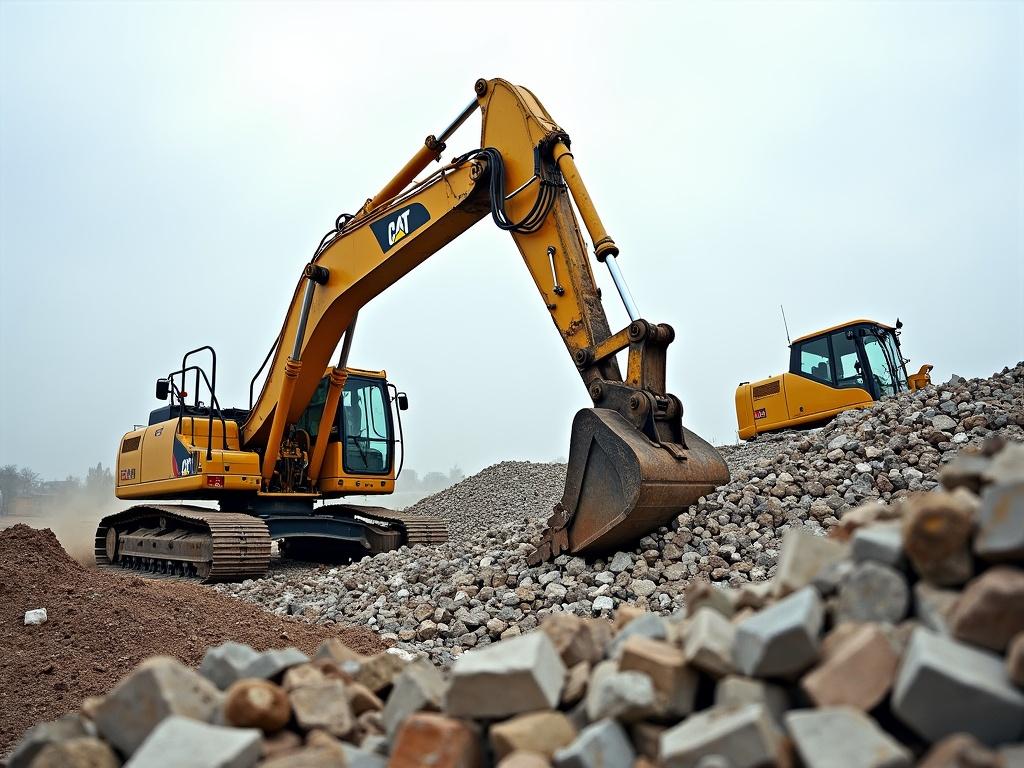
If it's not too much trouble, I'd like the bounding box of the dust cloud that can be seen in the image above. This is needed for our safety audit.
[0,496,120,565]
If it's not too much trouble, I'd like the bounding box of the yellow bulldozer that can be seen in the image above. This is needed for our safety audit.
[97,77,729,582]
[735,318,932,440]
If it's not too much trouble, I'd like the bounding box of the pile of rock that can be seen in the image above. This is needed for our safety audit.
[217,363,1024,665]
[12,440,1024,767]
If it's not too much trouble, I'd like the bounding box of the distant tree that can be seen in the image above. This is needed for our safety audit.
[0,465,41,514]
[448,465,465,484]
[86,462,114,498]
[399,468,420,491]
[422,471,448,491]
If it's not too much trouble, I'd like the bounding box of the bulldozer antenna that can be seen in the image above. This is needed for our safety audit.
[780,305,791,345]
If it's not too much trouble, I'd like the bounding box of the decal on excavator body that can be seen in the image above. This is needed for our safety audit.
[370,203,431,252]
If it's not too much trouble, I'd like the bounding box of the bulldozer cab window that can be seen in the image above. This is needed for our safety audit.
[862,334,898,398]
[296,377,330,439]
[830,331,866,390]
[341,377,392,475]
[797,337,832,385]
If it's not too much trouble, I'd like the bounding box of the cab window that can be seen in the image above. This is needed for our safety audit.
[830,331,866,390]
[342,378,392,474]
[797,337,832,385]
[862,335,898,398]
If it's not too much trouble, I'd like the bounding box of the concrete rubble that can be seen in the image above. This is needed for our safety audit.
[6,363,1024,767]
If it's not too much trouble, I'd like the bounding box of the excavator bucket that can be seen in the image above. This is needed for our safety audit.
[531,408,729,563]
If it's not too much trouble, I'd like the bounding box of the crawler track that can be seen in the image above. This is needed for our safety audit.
[343,505,449,547]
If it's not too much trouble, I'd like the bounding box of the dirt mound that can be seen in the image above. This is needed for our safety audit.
[0,525,385,755]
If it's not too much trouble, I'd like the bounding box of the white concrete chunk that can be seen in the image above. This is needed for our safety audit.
[660,703,782,768]
[786,707,911,768]
[733,586,824,677]
[124,716,260,768]
[199,642,261,690]
[553,719,635,768]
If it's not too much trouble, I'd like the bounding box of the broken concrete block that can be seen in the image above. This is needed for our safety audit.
[713,676,788,727]
[609,613,669,657]
[553,719,635,768]
[613,604,646,629]
[801,624,898,711]
[619,635,698,717]
[28,737,119,768]
[540,613,611,666]
[785,707,911,768]
[940,452,992,494]
[354,651,408,694]
[23,608,47,625]
[975,483,1024,561]
[682,606,737,678]
[629,722,666,760]
[914,582,960,635]
[289,680,354,738]
[892,627,1024,746]
[446,631,566,719]
[660,703,782,768]
[772,528,849,597]
[733,586,824,678]
[561,661,590,707]
[585,669,656,722]
[949,566,1024,652]
[836,561,909,624]
[851,522,906,569]
[347,682,384,716]
[983,443,1024,486]
[199,642,260,690]
[496,751,552,768]
[95,656,222,756]
[281,663,329,691]
[684,581,736,618]
[917,733,1002,768]
[315,637,364,664]
[382,659,446,738]
[223,679,290,733]
[1008,633,1024,687]
[389,713,481,768]
[489,711,577,760]
[124,715,260,768]
[240,647,310,682]
[6,716,88,768]
[902,491,976,586]
[341,742,388,768]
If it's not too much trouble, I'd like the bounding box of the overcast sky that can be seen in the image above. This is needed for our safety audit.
[1,1,1021,482]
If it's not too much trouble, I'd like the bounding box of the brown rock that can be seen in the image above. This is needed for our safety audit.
[902,490,977,586]
[801,623,898,711]
[540,614,611,666]
[496,751,551,768]
[489,711,577,761]
[950,567,1024,652]
[259,729,302,759]
[357,708,386,738]
[618,635,698,718]
[315,637,364,664]
[614,605,647,630]
[917,733,1002,768]
[282,663,328,691]
[289,680,354,738]
[223,679,291,733]
[630,722,666,760]
[1008,633,1024,686]
[28,737,119,768]
[389,713,482,768]
[258,744,345,768]
[684,580,736,617]
[78,697,103,722]
[830,499,902,542]
[355,651,408,694]
[346,682,384,716]
[561,661,590,707]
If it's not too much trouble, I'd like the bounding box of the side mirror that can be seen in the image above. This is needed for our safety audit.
[397,393,409,411]
[155,378,170,401]
[895,318,903,329]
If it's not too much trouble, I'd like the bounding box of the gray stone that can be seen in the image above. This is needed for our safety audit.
[836,561,909,624]
[682,607,736,678]
[240,647,310,681]
[892,627,1024,746]
[786,707,911,768]
[714,676,789,727]
[914,582,960,635]
[199,642,260,690]
[341,743,388,768]
[290,680,354,737]
[733,586,824,677]
[851,523,906,568]
[771,529,848,597]
[609,612,669,657]
[609,552,633,573]
[6,715,87,768]
[975,483,1024,561]
[982,443,1024,486]
[932,415,958,432]
[553,719,635,768]
[95,656,222,756]
[382,659,446,738]
[660,703,782,768]
[585,669,656,722]
[592,595,613,613]
[124,716,260,768]
[445,630,566,718]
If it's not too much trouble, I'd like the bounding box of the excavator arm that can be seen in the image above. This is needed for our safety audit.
[243,77,729,561]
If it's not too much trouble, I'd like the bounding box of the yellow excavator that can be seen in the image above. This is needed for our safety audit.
[96,77,729,581]
[735,318,932,440]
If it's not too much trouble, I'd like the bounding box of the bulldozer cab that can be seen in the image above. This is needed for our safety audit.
[789,320,909,400]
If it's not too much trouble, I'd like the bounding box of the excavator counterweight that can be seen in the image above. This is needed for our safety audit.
[100,77,729,581]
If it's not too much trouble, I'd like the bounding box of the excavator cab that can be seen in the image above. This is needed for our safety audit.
[736,318,932,440]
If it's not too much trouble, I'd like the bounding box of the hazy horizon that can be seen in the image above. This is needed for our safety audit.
[2,1,1022,483]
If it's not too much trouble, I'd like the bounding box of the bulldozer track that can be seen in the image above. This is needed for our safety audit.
[95,504,271,583]
[342,505,449,547]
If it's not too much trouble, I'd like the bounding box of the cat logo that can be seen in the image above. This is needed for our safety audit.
[370,203,431,253]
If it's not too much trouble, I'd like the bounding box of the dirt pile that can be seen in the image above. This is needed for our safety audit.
[0,525,385,756]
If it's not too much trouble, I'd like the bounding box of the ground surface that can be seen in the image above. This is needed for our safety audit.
[0,525,385,755]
